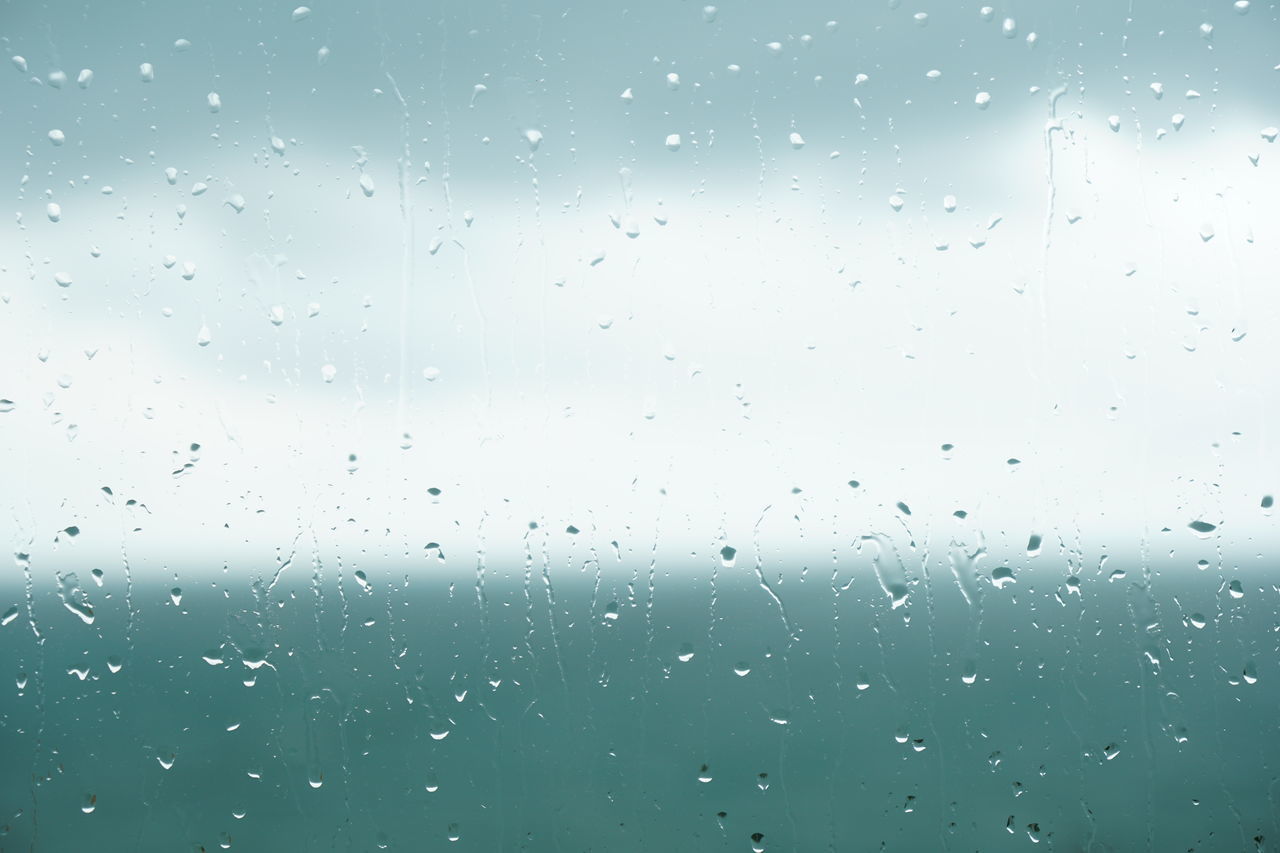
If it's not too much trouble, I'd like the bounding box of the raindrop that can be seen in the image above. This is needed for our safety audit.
[1187,520,1217,537]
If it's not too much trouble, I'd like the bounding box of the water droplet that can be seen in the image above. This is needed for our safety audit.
[359,173,375,197]
[789,131,805,149]
[1187,520,1217,537]
[1001,17,1017,37]
[1243,661,1258,684]
[139,62,155,82]
[1228,579,1244,599]
[665,133,681,151]
[677,643,695,662]
[49,129,66,146]
[11,55,27,72]
[208,92,221,112]
[292,6,312,22]
[975,91,992,109]
[320,364,337,383]
[47,203,62,223]
[733,662,751,677]
[523,129,543,151]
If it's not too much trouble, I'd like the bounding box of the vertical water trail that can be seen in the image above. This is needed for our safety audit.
[382,64,415,445]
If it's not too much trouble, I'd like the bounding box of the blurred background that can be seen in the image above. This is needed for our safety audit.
[1,0,1278,849]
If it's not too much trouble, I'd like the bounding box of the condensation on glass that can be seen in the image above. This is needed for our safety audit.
[1,0,1277,850]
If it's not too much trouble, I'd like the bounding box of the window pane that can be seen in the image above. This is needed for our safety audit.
[2,1,1277,850]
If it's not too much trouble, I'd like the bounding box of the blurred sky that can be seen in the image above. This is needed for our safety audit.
[1,0,1277,574]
